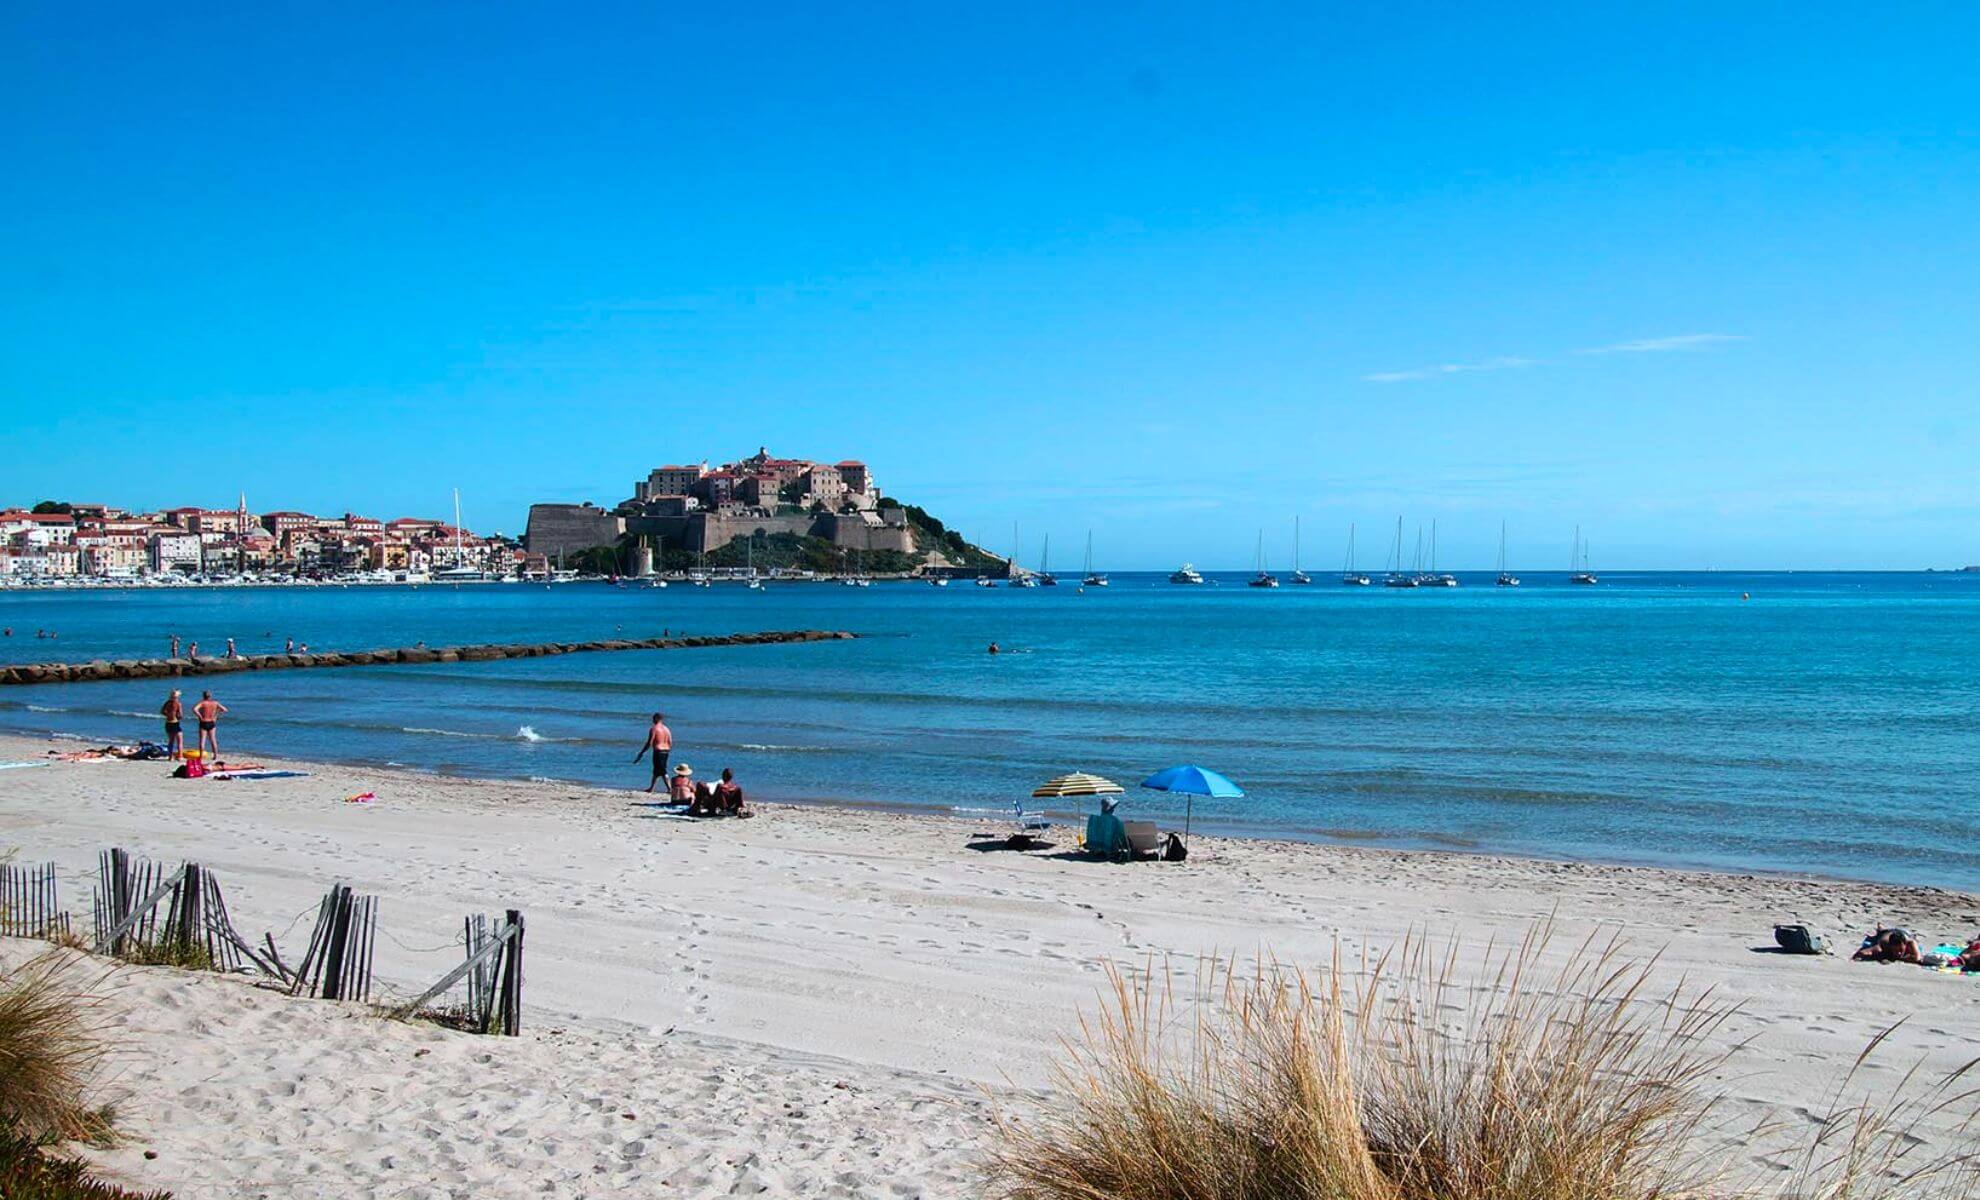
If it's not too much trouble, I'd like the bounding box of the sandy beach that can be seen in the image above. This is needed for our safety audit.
[3,730,1978,1198]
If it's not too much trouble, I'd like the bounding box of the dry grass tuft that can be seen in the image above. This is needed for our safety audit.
[986,927,1980,1200]
[0,951,112,1143]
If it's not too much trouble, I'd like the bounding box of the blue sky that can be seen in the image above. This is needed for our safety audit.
[3,4,1977,568]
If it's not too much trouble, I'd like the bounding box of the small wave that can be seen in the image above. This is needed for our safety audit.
[950,805,1016,815]
[526,775,563,784]
[109,710,154,719]
[25,704,65,713]
[738,743,824,752]
[400,726,497,739]
[516,725,551,743]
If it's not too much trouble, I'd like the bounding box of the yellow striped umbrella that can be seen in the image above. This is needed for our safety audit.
[1031,772,1125,799]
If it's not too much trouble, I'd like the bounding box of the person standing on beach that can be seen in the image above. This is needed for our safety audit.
[225,637,237,659]
[170,634,181,658]
[634,712,672,792]
[187,640,199,660]
[160,689,184,760]
[193,690,227,759]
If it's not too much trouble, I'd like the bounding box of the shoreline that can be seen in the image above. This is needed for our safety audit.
[2,714,1968,895]
[4,730,1980,1195]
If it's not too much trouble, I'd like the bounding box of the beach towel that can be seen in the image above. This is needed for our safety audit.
[214,769,310,780]
[0,761,49,771]
[345,791,375,804]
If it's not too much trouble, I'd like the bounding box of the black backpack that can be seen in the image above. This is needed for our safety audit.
[1163,833,1189,862]
[1774,924,1824,955]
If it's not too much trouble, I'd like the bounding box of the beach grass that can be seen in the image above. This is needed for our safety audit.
[0,950,112,1144]
[984,929,1980,1200]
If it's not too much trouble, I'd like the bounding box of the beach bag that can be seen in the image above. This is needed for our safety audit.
[1774,924,1823,955]
[1163,833,1189,862]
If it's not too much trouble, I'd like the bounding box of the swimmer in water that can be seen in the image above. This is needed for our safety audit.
[987,642,1001,655]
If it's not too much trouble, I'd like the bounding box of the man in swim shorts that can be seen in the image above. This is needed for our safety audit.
[192,690,227,759]
[633,711,672,792]
[160,689,184,760]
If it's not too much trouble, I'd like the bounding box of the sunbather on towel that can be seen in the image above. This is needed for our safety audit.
[1960,938,1980,972]
[1853,927,1921,963]
[714,768,745,815]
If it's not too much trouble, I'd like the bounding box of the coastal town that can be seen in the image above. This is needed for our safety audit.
[0,449,1004,587]
[0,498,531,585]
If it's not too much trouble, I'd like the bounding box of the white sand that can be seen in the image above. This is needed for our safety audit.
[2,731,1978,1197]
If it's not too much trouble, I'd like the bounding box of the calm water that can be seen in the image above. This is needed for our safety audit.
[2,573,1977,889]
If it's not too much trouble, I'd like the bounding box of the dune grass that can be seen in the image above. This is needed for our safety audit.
[985,929,1980,1200]
[0,951,111,1144]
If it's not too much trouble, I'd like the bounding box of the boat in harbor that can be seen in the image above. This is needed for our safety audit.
[1248,531,1279,588]
[1383,517,1418,587]
[1290,517,1312,584]
[1081,532,1109,587]
[1010,524,1038,587]
[1341,522,1371,585]
[1169,562,1205,585]
[1426,519,1458,586]
[1036,534,1058,586]
[1570,525,1598,585]
[1496,521,1520,587]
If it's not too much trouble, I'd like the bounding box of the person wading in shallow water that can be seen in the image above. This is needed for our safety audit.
[633,711,673,792]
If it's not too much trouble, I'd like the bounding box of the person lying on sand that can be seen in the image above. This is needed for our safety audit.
[1853,927,1921,963]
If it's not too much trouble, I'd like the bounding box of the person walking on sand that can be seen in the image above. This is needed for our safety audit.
[160,689,184,760]
[633,711,673,792]
[193,690,227,759]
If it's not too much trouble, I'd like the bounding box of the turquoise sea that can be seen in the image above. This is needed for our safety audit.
[2,573,1976,889]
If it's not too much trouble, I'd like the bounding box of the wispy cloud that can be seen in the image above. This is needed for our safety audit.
[1575,333,1746,355]
[1361,356,1539,384]
[1364,333,1744,383]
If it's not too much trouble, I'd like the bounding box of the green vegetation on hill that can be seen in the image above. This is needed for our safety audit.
[661,533,922,575]
[891,503,1004,570]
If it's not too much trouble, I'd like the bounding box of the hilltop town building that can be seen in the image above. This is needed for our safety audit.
[523,448,920,566]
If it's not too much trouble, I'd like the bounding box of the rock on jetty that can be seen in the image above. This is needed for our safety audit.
[0,630,856,686]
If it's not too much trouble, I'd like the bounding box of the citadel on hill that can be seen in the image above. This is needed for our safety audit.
[524,449,996,574]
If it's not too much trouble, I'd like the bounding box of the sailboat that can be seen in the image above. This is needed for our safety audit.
[745,537,764,589]
[1036,534,1059,586]
[1427,519,1458,586]
[691,546,712,586]
[1495,521,1520,587]
[1341,523,1370,585]
[1290,517,1312,584]
[1384,516,1418,587]
[1010,524,1038,587]
[1569,526,1598,585]
[1248,530,1279,588]
[433,489,485,581]
[1081,532,1109,587]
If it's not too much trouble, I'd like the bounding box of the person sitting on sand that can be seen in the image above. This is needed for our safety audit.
[714,768,746,815]
[160,689,184,761]
[1960,937,1980,973]
[668,762,697,805]
[1853,927,1921,963]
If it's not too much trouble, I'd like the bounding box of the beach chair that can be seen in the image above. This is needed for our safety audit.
[1009,800,1053,847]
[1084,812,1129,858]
[1123,821,1163,860]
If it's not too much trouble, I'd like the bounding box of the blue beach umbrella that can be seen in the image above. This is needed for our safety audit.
[1140,765,1245,840]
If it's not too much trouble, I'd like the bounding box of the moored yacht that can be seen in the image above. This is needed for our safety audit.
[1169,562,1205,585]
[1495,520,1520,586]
[1248,531,1279,587]
[1569,525,1598,585]
[1081,532,1109,587]
[1340,522,1371,585]
[1289,517,1312,584]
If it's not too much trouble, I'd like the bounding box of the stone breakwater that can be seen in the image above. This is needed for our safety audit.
[0,630,857,686]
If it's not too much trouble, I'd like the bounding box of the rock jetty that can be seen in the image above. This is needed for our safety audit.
[0,629,856,686]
